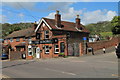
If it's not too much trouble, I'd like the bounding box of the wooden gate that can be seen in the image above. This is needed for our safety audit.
[68,43,79,56]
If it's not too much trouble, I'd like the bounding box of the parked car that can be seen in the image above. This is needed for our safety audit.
[116,43,120,59]
[1,53,8,60]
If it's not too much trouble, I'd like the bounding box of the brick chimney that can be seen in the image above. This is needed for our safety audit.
[55,10,61,28]
[75,15,81,28]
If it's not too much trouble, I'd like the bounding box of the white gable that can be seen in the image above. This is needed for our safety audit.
[35,18,52,32]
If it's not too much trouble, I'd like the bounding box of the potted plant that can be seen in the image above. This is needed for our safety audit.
[59,52,64,57]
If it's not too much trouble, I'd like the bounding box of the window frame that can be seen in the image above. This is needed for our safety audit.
[23,37,26,41]
[5,39,8,43]
[44,45,50,54]
[16,38,20,42]
[10,38,13,42]
[60,42,65,53]
[28,45,33,56]
[54,44,59,54]
[44,30,49,39]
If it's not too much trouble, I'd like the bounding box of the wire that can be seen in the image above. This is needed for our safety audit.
[2,3,40,20]
[17,2,38,21]
[3,7,40,19]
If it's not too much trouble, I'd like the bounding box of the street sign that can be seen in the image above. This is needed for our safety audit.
[32,38,59,44]
[83,37,87,41]
[52,38,58,43]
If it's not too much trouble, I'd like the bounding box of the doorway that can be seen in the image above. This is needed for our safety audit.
[68,43,79,56]
[36,47,40,58]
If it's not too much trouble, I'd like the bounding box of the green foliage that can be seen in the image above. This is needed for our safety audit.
[111,16,120,26]
[100,32,113,37]
[111,16,120,34]
[85,21,113,36]
[59,53,64,56]
[2,23,33,38]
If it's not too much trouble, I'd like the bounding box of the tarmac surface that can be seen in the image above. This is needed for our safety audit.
[1,46,119,78]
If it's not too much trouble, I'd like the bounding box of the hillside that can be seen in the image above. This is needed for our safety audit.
[85,21,113,37]
[1,23,33,38]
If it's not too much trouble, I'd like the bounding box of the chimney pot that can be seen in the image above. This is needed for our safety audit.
[56,10,59,14]
[77,15,80,18]
[75,15,81,28]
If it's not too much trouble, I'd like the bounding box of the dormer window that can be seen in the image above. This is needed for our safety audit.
[5,39,8,43]
[79,27,83,30]
[23,37,26,41]
[76,27,83,32]
[10,38,13,42]
[16,38,20,42]
[44,30,49,39]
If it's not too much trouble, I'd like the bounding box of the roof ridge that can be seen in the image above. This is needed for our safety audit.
[43,17,75,24]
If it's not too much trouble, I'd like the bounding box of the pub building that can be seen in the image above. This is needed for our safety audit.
[26,10,89,59]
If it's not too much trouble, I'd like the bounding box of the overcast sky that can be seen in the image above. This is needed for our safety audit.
[1,0,119,25]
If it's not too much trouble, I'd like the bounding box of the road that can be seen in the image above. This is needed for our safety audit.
[2,51,119,78]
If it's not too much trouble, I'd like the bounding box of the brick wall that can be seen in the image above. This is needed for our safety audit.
[3,37,36,51]
[9,51,25,60]
[87,36,120,51]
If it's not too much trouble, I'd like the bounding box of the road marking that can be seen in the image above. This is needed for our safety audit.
[98,61,117,64]
[45,68,76,76]
[112,74,120,77]
[72,61,86,62]
[1,74,10,78]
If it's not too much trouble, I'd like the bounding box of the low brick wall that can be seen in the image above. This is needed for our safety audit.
[87,37,120,51]
[9,51,25,60]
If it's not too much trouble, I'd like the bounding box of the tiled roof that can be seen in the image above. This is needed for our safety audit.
[43,18,89,33]
[5,28,35,39]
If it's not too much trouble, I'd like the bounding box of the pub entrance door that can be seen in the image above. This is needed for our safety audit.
[36,47,40,58]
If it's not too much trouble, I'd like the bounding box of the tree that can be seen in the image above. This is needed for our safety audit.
[111,16,120,34]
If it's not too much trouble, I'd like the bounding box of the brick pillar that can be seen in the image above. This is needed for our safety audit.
[80,42,84,56]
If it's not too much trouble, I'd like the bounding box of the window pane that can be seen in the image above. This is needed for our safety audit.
[46,46,49,48]
[55,45,59,48]
[60,42,65,53]
[36,33,40,39]
[45,35,49,39]
[16,38,20,42]
[45,31,49,34]
[45,45,49,54]
[56,49,59,52]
